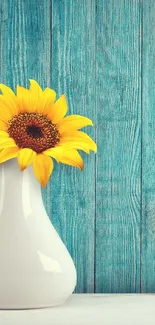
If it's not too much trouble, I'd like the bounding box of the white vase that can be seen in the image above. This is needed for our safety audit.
[0,159,76,309]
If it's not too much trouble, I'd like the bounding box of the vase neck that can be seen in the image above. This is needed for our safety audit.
[0,159,46,219]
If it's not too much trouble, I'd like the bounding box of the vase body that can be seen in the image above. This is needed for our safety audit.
[0,159,76,309]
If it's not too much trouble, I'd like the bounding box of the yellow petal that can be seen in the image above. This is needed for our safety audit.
[58,141,90,154]
[60,149,84,170]
[17,148,36,171]
[33,154,53,187]
[29,79,43,113]
[0,84,16,99]
[0,120,7,131]
[59,131,97,153]
[0,147,19,164]
[0,85,18,115]
[75,131,97,153]
[0,107,12,122]
[0,97,18,122]
[16,86,31,113]
[16,81,42,114]
[43,146,63,162]
[0,130,9,137]
[0,137,17,149]
[57,115,93,134]
[29,79,43,95]
[47,95,68,124]
[43,87,56,99]
[41,88,56,115]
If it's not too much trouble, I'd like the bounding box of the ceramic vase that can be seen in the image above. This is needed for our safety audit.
[0,159,76,309]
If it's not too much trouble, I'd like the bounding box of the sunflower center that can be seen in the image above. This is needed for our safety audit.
[26,125,43,138]
[8,113,60,153]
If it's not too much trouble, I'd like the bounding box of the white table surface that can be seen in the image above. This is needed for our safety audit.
[0,294,155,325]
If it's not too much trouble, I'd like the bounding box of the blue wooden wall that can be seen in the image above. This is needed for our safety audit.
[1,0,155,293]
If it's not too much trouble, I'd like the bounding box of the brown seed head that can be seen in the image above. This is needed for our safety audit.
[8,113,60,153]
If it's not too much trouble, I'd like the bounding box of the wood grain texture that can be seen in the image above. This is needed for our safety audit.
[0,0,51,89]
[95,0,141,292]
[51,0,96,292]
[141,1,155,292]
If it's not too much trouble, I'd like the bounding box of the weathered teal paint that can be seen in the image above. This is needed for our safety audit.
[51,0,96,293]
[142,1,155,293]
[95,0,141,293]
[0,0,155,293]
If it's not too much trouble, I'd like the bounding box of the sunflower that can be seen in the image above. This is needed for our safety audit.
[0,80,97,187]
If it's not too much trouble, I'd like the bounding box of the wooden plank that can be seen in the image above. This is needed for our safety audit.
[0,4,51,223]
[51,0,96,292]
[95,0,141,292]
[141,1,155,292]
[0,0,52,250]
[0,294,155,324]
[0,0,51,89]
